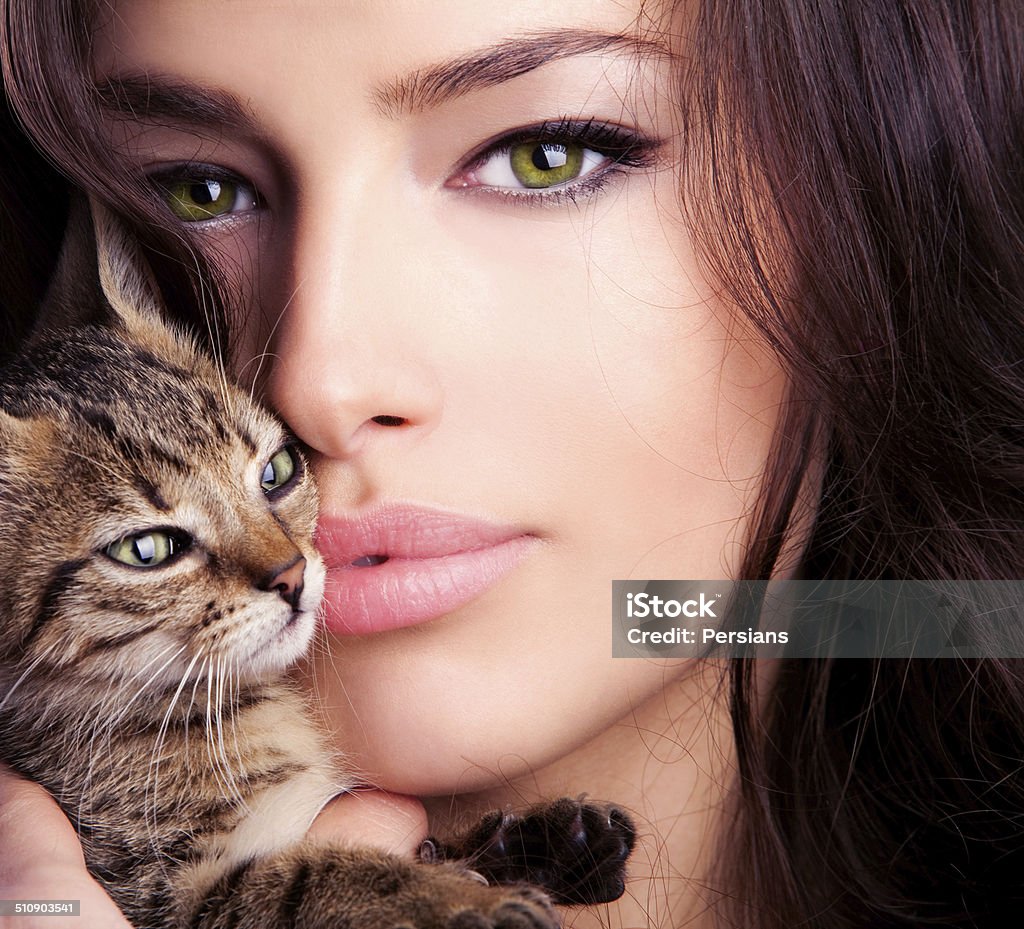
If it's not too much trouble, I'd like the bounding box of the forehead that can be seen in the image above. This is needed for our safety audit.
[92,0,674,110]
[94,0,663,64]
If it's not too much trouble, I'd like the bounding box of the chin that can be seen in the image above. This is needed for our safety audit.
[242,609,319,678]
[363,739,546,797]
[325,673,604,798]
[295,584,670,796]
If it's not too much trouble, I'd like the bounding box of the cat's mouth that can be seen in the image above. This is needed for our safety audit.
[349,554,390,567]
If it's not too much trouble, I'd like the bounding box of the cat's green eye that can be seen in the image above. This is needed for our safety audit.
[261,446,298,495]
[159,177,256,223]
[105,530,191,568]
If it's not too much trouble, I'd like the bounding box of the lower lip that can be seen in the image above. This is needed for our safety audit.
[320,536,538,636]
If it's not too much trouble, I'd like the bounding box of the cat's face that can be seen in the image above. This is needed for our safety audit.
[0,325,325,688]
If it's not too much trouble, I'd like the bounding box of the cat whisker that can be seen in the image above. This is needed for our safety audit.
[318,627,368,739]
[235,351,281,400]
[0,651,52,714]
[92,642,193,767]
[246,280,301,401]
[204,655,245,812]
[80,641,191,834]
[60,445,135,486]
[146,649,207,852]
[184,652,209,753]
[219,654,242,771]
[212,653,248,812]
[178,237,235,421]
[107,642,193,726]
[226,652,239,738]
[232,658,251,804]
[224,658,249,811]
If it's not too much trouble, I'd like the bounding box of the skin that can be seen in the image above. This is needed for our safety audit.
[3,1,788,926]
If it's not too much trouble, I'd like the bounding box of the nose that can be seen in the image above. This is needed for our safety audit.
[260,555,306,610]
[266,199,444,460]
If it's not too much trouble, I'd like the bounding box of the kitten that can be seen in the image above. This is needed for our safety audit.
[0,200,633,929]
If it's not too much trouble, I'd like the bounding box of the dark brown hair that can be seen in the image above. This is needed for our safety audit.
[3,1,1023,925]
[679,1,1024,925]
[0,0,228,356]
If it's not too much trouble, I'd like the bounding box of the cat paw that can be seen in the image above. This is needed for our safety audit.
[442,885,557,929]
[444,798,636,906]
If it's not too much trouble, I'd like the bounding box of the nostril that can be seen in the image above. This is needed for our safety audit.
[371,414,407,427]
[260,556,306,610]
[276,578,304,611]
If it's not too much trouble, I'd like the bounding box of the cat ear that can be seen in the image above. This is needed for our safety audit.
[35,195,168,341]
[35,195,112,335]
[90,196,170,336]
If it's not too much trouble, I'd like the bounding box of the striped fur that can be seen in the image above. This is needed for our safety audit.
[0,202,560,929]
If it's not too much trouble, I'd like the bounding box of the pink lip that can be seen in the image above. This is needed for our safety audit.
[315,505,538,635]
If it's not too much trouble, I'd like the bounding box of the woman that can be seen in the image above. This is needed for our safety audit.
[1,1,1023,927]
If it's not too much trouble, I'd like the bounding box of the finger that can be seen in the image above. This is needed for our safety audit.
[0,767,132,929]
[307,789,429,857]
[0,874,134,929]
[0,768,85,879]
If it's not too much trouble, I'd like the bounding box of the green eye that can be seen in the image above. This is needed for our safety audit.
[508,142,586,188]
[159,177,254,222]
[106,530,191,568]
[261,446,297,494]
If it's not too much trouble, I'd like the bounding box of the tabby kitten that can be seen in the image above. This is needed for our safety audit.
[0,201,633,928]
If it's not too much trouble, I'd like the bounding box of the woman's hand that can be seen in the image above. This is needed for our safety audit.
[0,766,131,928]
[0,765,428,927]
[306,789,430,856]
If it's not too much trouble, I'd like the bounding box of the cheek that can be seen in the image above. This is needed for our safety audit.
[294,179,783,791]
[455,179,784,575]
[582,178,783,478]
[222,227,281,391]
[189,577,267,649]
[296,629,691,794]
[577,300,784,579]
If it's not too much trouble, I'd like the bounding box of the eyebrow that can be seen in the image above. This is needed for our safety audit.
[96,74,258,133]
[96,28,672,129]
[374,29,672,117]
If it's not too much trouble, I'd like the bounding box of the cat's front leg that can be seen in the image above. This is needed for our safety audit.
[420,798,636,906]
[181,841,558,929]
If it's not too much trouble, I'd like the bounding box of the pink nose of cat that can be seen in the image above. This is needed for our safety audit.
[262,556,306,610]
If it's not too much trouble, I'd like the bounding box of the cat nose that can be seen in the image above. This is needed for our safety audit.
[260,556,306,610]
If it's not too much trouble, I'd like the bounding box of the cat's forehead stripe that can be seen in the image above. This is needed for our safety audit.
[19,557,89,652]
[134,476,171,512]
[236,427,259,456]
[1,331,276,466]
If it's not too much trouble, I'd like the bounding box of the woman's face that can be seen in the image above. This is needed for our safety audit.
[93,0,784,795]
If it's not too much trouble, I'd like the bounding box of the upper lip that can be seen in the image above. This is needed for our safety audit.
[315,504,531,567]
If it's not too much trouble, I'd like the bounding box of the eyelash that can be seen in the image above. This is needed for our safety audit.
[143,118,661,223]
[453,118,662,206]
[146,162,262,224]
